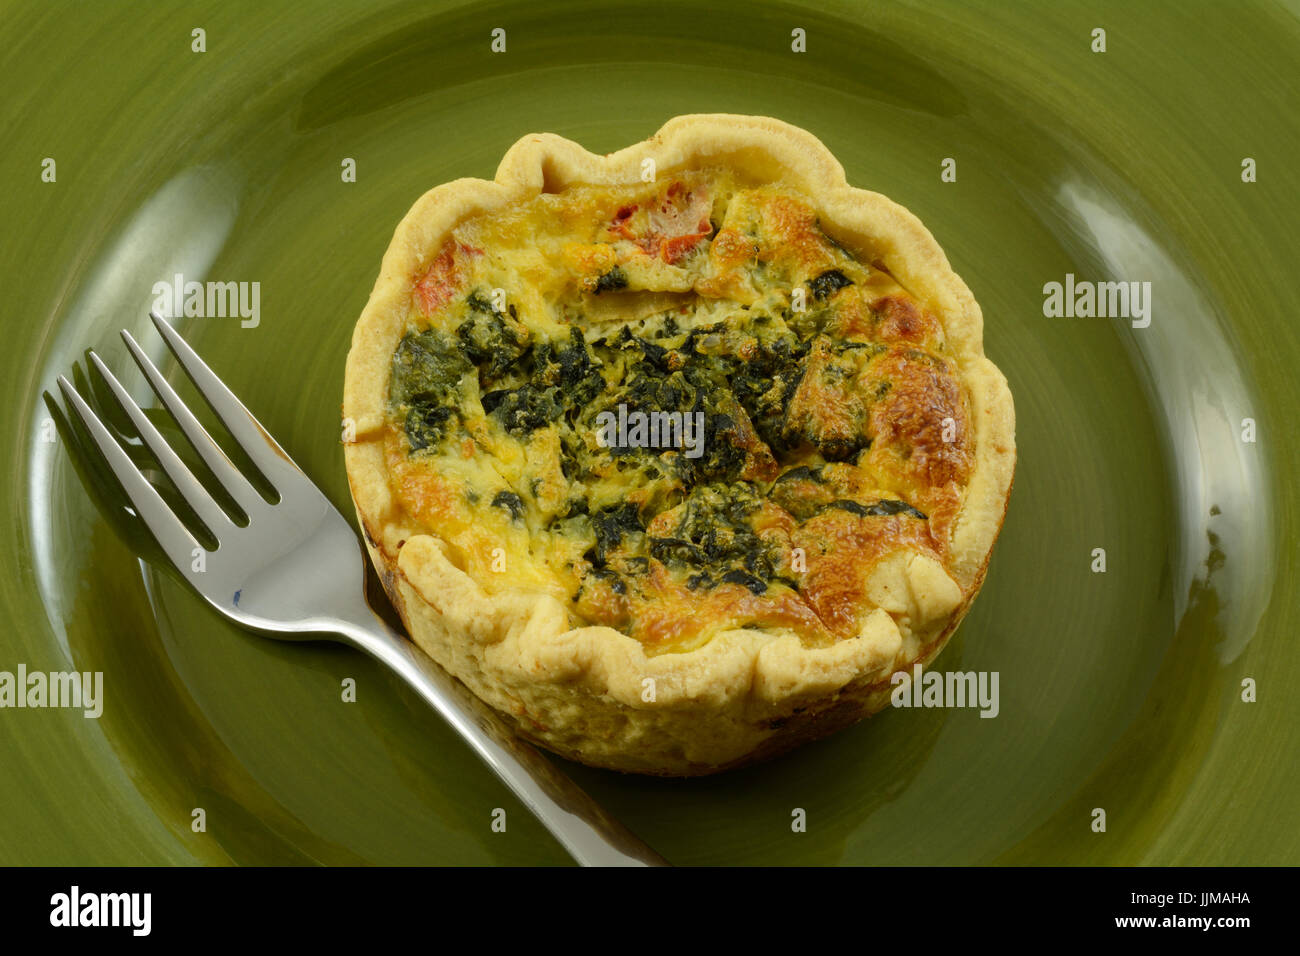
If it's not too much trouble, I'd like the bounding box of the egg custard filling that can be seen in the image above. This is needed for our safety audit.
[382,169,972,655]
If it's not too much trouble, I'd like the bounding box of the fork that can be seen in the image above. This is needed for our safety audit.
[58,310,667,867]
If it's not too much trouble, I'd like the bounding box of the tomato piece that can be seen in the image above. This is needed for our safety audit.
[412,242,481,315]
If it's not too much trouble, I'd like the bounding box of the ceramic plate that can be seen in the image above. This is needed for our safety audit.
[2,0,1297,865]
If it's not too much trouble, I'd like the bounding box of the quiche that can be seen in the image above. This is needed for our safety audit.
[343,114,1015,775]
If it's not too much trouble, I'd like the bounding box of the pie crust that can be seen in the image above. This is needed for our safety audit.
[342,114,1015,775]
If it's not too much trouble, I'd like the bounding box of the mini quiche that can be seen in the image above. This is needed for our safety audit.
[343,114,1015,775]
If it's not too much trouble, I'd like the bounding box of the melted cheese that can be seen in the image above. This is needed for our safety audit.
[384,169,974,653]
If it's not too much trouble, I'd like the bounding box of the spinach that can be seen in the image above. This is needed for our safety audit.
[594,266,628,294]
[672,409,747,486]
[390,329,472,407]
[456,292,528,380]
[600,349,751,487]
[482,383,562,435]
[863,498,928,519]
[774,465,822,484]
[634,337,670,372]
[585,502,645,567]
[649,536,708,565]
[390,329,472,453]
[829,498,928,520]
[405,404,455,452]
[561,498,589,518]
[807,268,853,301]
[810,434,869,463]
[492,490,525,520]
[720,569,767,595]
[587,566,628,595]
[718,333,808,453]
[534,327,605,410]
[650,484,777,584]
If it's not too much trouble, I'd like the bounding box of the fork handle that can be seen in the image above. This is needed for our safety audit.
[334,612,668,867]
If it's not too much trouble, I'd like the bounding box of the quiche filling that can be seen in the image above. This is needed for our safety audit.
[384,169,973,654]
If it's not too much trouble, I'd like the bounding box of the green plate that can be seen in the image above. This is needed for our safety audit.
[2,0,1297,865]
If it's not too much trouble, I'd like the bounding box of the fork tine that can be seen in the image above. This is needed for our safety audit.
[88,351,237,539]
[58,375,203,573]
[121,329,266,519]
[148,311,301,489]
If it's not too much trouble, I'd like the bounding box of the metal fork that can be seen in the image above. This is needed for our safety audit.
[58,311,666,867]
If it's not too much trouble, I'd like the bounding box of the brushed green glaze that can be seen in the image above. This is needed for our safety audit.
[0,0,1295,865]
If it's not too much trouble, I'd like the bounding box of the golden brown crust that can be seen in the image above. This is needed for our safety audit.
[343,114,1015,775]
